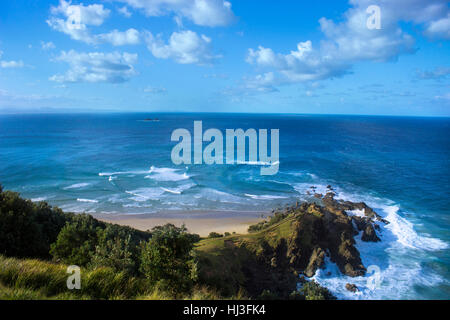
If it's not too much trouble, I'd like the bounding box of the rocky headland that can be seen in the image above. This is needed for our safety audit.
[196,187,387,298]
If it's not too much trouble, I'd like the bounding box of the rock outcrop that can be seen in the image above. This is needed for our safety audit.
[196,187,386,298]
[345,283,359,293]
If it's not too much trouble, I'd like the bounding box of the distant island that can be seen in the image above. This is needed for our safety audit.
[0,184,385,300]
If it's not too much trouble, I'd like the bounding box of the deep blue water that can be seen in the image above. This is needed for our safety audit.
[0,113,448,299]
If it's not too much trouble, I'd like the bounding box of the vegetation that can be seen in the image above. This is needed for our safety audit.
[247,211,289,233]
[0,185,336,300]
[140,224,198,296]
[208,232,224,238]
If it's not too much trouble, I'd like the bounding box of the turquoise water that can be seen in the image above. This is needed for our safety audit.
[0,113,448,299]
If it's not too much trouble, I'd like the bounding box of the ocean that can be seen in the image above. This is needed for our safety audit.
[0,112,448,299]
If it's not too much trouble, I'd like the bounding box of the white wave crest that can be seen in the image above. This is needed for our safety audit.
[64,183,90,190]
[145,166,190,182]
[76,198,98,203]
[244,193,288,200]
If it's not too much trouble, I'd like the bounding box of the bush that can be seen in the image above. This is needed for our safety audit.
[0,187,72,259]
[90,232,136,274]
[299,280,336,300]
[140,224,198,296]
[208,232,223,238]
[50,214,105,266]
[248,212,289,233]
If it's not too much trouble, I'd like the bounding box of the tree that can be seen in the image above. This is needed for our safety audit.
[140,224,198,295]
[90,227,136,274]
[50,214,105,266]
[0,187,70,259]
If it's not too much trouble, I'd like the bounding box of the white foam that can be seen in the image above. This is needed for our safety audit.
[244,193,288,200]
[31,197,47,202]
[383,205,448,251]
[293,183,332,196]
[309,188,448,300]
[99,170,149,176]
[145,166,190,182]
[125,187,165,202]
[64,183,90,190]
[195,188,244,204]
[236,160,280,166]
[346,209,366,218]
[160,183,195,195]
[76,198,98,203]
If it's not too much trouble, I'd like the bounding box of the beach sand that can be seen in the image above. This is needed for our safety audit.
[95,210,268,236]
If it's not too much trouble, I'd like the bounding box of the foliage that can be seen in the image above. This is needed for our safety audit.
[0,186,72,259]
[299,280,336,300]
[49,214,104,266]
[208,232,223,238]
[140,224,198,296]
[248,211,289,233]
[90,230,136,274]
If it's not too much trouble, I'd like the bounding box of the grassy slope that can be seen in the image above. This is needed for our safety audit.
[0,216,297,300]
[194,214,298,296]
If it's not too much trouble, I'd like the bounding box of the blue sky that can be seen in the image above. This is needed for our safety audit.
[0,0,449,116]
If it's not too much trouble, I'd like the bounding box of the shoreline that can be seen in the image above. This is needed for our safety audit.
[94,210,269,236]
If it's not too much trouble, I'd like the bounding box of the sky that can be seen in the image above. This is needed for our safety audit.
[0,0,449,116]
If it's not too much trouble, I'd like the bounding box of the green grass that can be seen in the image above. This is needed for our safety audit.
[0,254,246,300]
[0,255,151,299]
[193,214,298,297]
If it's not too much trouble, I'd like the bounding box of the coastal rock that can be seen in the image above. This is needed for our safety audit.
[287,201,366,277]
[345,283,359,293]
[361,224,380,242]
[197,194,385,298]
[304,247,326,277]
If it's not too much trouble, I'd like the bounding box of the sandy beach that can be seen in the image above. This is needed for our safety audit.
[95,210,268,236]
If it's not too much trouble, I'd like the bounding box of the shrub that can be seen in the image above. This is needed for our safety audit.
[50,214,105,266]
[90,233,136,274]
[0,187,72,259]
[140,224,198,296]
[299,280,336,300]
[208,232,223,238]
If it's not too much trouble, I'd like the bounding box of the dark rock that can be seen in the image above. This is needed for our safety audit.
[361,224,380,242]
[345,283,359,293]
[304,247,326,277]
[287,202,366,277]
[314,193,323,199]
[352,216,367,231]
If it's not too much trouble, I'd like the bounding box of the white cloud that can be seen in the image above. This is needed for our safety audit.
[47,0,110,44]
[243,72,278,93]
[118,6,132,18]
[47,0,139,46]
[424,13,450,40]
[50,0,110,26]
[41,41,56,50]
[245,0,450,89]
[0,51,25,68]
[0,60,25,68]
[247,41,350,83]
[50,50,138,83]
[145,30,218,65]
[116,0,235,27]
[97,29,141,46]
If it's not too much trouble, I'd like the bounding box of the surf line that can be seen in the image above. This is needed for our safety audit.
[170,121,279,175]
